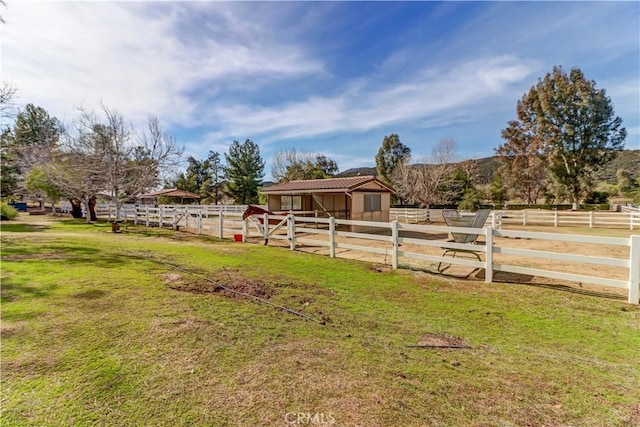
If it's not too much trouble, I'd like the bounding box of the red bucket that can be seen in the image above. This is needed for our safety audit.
[233,234,243,242]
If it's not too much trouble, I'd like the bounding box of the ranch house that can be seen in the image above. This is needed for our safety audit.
[261,176,394,223]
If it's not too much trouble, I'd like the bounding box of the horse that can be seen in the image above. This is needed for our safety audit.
[242,205,285,245]
[242,205,275,221]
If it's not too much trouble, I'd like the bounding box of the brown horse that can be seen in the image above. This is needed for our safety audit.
[242,205,275,220]
[242,205,288,245]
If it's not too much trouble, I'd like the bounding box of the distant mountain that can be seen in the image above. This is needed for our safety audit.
[336,149,640,185]
[336,167,377,178]
[594,149,640,183]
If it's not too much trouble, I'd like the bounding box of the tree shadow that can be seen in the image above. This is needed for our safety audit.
[0,223,51,232]
[404,264,626,302]
[503,280,627,301]
[475,269,626,301]
[2,244,130,269]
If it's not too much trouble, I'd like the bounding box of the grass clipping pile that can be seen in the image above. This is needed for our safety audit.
[159,270,272,300]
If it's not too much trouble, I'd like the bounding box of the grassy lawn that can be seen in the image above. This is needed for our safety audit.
[1,215,639,426]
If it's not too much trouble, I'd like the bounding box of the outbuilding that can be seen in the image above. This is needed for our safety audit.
[261,176,394,223]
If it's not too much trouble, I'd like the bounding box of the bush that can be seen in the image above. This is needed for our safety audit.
[584,191,609,204]
[1,202,19,220]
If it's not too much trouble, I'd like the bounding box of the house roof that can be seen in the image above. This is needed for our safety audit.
[261,176,394,195]
[137,188,201,199]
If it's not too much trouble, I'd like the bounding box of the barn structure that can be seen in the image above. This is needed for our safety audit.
[261,176,394,223]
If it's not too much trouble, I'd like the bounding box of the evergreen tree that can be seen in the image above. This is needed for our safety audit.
[375,133,411,185]
[500,66,626,209]
[224,139,264,204]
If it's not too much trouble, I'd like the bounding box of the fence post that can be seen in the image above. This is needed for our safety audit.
[329,216,336,258]
[391,220,399,269]
[589,211,594,228]
[146,207,150,227]
[242,218,248,242]
[263,213,269,242]
[629,235,639,305]
[198,210,203,235]
[554,210,558,227]
[523,210,527,226]
[134,207,138,225]
[485,226,494,283]
[288,214,296,250]
[159,207,163,228]
[185,208,189,229]
[218,213,224,239]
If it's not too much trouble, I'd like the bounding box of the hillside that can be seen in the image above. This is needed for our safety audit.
[337,149,640,184]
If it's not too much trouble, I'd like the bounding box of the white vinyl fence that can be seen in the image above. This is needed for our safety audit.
[89,205,639,304]
[389,207,640,230]
[244,214,639,303]
[496,209,640,230]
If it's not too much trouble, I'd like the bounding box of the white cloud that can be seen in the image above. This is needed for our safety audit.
[200,55,539,146]
[1,1,322,128]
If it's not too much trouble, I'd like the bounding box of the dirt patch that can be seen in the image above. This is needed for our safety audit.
[0,321,28,339]
[160,270,272,299]
[412,333,470,348]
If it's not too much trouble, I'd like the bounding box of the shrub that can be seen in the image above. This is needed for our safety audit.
[1,202,19,220]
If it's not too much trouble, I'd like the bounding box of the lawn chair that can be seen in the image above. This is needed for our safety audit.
[438,209,490,275]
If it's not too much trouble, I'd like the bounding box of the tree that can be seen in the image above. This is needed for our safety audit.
[44,105,180,222]
[206,151,225,204]
[0,128,19,198]
[502,66,626,209]
[458,188,483,212]
[271,148,338,182]
[497,105,547,204]
[488,168,509,207]
[0,79,17,119]
[392,138,459,207]
[1,104,62,198]
[25,166,61,213]
[75,106,180,220]
[438,162,476,206]
[47,141,105,223]
[224,139,264,204]
[375,133,411,185]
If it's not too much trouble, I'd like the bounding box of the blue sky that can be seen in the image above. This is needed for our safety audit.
[2,1,639,180]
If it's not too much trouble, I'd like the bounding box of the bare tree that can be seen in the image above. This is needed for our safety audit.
[46,116,107,222]
[46,105,181,222]
[0,80,17,119]
[91,106,181,220]
[271,148,338,182]
[391,138,460,207]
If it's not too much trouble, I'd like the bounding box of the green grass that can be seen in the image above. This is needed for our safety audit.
[1,215,639,426]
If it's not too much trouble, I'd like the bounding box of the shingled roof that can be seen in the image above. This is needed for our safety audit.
[261,176,394,194]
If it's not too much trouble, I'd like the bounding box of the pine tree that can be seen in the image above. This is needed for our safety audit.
[224,139,264,204]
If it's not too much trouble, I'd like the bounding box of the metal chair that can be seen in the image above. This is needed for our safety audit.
[438,209,490,275]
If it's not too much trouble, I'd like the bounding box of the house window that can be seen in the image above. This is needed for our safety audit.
[281,196,302,210]
[364,194,381,212]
